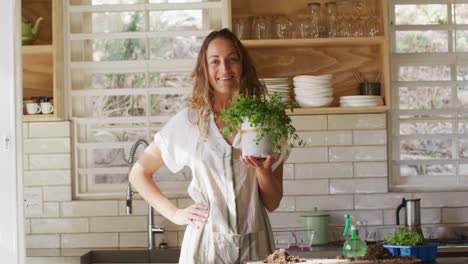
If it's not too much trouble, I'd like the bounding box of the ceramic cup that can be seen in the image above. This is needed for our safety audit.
[25,102,41,114]
[40,102,54,114]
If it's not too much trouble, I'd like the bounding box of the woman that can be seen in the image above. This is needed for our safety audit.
[129,28,287,263]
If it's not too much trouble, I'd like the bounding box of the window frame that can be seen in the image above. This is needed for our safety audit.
[64,0,230,199]
[389,0,468,191]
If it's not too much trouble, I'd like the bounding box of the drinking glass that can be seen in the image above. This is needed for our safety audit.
[366,0,380,36]
[324,2,337,38]
[294,14,312,38]
[251,16,272,40]
[272,15,293,39]
[308,2,321,38]
[232,17,250,40]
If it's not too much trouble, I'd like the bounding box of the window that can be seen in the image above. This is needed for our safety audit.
[65,0,229,198]
[390,0,468,190]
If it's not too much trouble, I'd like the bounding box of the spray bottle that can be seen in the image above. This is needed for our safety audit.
[342,214,367,258]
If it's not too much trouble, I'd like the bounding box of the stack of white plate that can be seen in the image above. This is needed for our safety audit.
[261,78,291,103]
[340,95,383,107]
[293,74,334,107]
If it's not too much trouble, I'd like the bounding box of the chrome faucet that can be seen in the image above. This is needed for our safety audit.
[126,139,165,250]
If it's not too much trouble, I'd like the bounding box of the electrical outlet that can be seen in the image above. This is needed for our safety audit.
[24,187,43,215]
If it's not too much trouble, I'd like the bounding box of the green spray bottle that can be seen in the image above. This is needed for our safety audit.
[342,214,367,258]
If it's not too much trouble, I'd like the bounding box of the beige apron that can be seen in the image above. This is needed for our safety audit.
[178,113,275,264]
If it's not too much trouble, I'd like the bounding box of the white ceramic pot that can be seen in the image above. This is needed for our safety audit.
[233,120,273,158]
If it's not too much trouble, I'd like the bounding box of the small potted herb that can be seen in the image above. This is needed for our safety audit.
[383,228,437,262]
[221,93,303,157]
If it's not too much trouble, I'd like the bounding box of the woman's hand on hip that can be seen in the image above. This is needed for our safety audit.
[172,203,209,229]
[241,155,278,173]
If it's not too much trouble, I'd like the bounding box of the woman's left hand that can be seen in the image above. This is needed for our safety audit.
[240,155,278,173]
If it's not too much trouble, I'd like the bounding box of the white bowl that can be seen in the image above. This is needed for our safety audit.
[294,87,333,94]
[296,97,334,107]
[295,90,333,97]
[294,74,333,81]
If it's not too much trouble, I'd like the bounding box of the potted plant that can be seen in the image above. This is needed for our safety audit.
[221,93,303,157]
[383,228,437,262]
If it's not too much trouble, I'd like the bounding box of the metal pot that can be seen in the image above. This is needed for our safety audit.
[300,207,329,246]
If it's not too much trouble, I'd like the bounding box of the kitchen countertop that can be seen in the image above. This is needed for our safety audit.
[28,244,468,263]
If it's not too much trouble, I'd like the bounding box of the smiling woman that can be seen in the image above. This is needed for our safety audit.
[128,28,289,263]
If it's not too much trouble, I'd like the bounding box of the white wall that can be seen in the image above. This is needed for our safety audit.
[0,0,24,263]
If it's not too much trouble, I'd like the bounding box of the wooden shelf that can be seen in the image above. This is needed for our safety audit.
[242,36,385,48]
[23,114,62,122]
[22,45,53,55]
[286,105,389,115]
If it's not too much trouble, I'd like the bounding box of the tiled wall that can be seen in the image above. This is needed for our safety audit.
[23,114,468,263]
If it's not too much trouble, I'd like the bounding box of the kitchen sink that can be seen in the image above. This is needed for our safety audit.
[80,248,180,264]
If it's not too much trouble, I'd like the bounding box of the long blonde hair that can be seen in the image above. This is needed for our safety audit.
[188,28,266,136]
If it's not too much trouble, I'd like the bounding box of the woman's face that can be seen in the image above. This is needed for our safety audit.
[206,37,241,97]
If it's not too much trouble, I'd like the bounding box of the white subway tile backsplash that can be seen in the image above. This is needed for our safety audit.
[25,219,31,234]
[329,146,387,162]
[24,155,29,170]
[328,210,383,226]
[355,193,407,209]
[24,187,43,215]
[288,147,328,163]
[276,196,295,212]
[23,138,70,154]
[24,170,71,186]
[328,114,386,130]
[353,130,387,145]
[23,123,29,139]
[291,115,327,131]
[43,186,72,202]
[119,231,178,248]
[283,163,294,179]
[284,180,329,195]
[61,201,118,217]
[415,192,468,207]
[26,202,60,218]
[268,212,303,228]
[421,208,442,224]
[118,199,150,216]
[354,162,387,178]
[383,209,404,226]
[90,216,146,232]
[442,208,468,224]
[61,233,118,248]
[296,195,354,211]
[118,232,147,248]
[29,122,70,138]
[297,131,352,147]
[295,163,353,179]
[330,178,387,194]
[26,248,61,257]
[26,234,60,248]
[29,154,71,170]
[31,218,88,234]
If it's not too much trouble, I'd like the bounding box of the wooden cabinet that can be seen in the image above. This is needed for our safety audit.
[231,0,389,115]
[22,0,64,121]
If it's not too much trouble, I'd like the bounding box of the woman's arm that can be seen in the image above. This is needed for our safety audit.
[241,155,283,212]
[129,142,209,227]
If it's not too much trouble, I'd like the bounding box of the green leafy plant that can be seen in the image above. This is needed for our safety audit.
[384,228,425,246]
[221,93,303,153]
